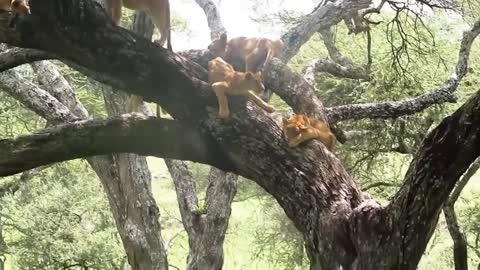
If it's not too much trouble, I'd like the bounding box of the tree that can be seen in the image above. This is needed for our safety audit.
[0,0,479,269]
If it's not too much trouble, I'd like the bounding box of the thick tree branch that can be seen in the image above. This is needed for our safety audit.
[166,160,236,269]
[391,90,480,268]
[194,168,237,268]
[280,0,372,62]
[0,115,234,176]
[265,59,328,121]
[0,48,54,71]
[1,21,169,269]
[31,60,89,118]
[347,90,480,269]
[326,19,480,123]
[0,1,363,266]
[194,0,226,39]
[0,0,479,269]
[0,69,77,123]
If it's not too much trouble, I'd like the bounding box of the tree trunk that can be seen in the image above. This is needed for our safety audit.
[166,160,237,270]
[165,3,237,268]
[30,59,168,269]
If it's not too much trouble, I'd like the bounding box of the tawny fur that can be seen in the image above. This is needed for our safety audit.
[283,114,336,151]
[106,0,171,49]
[208,57,275,119]
[110,0,172,116]
[208,33,284,72]
[0,0,30,15]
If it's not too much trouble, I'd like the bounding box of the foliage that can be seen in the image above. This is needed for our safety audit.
[1,162,125,270]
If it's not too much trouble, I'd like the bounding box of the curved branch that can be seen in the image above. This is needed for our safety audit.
[447,157,480,204]
[318,28,354,67]
[31,60,89,118]
[0,0,364,265]
[0,115,234,176]
[0,69,77,123]
[391,90,480,268]
[194,0,226,39]
[280,0,372,61]
[0,48,54,72]
[326,19,480,123]
[265,58,327,121]
[303,58,371,84]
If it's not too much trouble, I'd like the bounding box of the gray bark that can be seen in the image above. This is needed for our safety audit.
[194,0,226,40]
[101,90,169,270]
[318,28,354,67]
[0,1,479,269]
[443,158,480,270]
[167,3,236,269]
[303,58,371,84]
[36,61,168,270]
[325,20,480,123]
[280,0,372,62]
[166,160,237,270]
[0,45,168,269]
[0,48,53,72]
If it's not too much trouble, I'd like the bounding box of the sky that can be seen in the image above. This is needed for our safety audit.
[167,0,467,52]
[169,0,317,51]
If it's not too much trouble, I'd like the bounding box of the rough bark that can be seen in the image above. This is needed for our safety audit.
[102,89,169,270]
[0,4,470,128]
[94,17,169,270]
[0,48,54,71]
[132,11,154,40]
[0,116,226,175]
[0,1,479,269]
[443,158,480,270]
[168,2,235,268]
[388,91,480,269]
[0,57,170,269]
[280,0,372,62]
[165,161,236,270]
[0,68,77,123]
[28,59,168,269]
[318,28,354,67]
[194,0,226,40]
[128,9,237,269]
[0,2,364,265]
[303,58,371,84]
[31,61,89,118]
[326,19,480,123]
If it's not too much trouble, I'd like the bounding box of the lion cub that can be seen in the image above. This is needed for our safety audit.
[0,0,30,15]
[283,114,336,151]
[208,56,275,119]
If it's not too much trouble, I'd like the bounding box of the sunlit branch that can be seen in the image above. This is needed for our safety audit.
[327,19,480,123]
[0,115,235,177]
